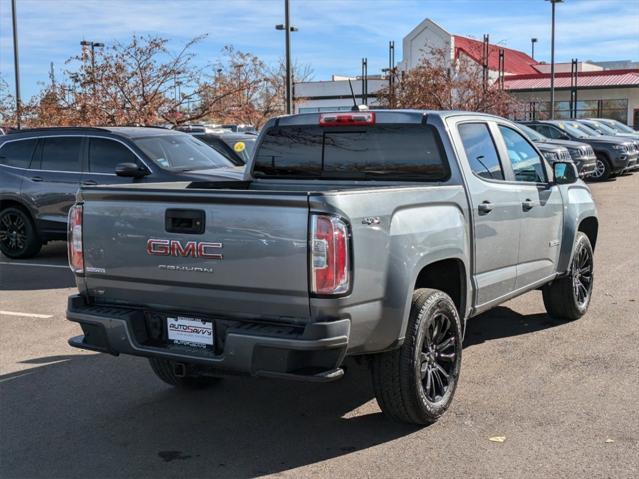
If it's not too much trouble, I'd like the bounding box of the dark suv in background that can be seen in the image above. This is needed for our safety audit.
[0,127,242,259]
[522,120,637,180]
[517,123,596,178]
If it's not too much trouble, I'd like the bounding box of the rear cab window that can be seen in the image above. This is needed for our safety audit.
[0,139,38,168]
[253,123,449,180]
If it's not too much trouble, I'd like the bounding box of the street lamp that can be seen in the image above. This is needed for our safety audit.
[275,0,298,115]
[531,37,538,60]
[11,0,21,129]
[546,0,563,119]
[80,40,104,97]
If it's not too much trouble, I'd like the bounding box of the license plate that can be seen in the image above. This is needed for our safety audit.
[166,316,214,349]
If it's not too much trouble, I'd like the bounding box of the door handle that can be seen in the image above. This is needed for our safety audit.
[81,180,98,186]
[522,199,535,210]
[31,176,44,182]
[478,201,493,214]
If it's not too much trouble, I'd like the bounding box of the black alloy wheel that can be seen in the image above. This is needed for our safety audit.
[0,207,42,259]
[420,312,457,403]
[572,239,594,308]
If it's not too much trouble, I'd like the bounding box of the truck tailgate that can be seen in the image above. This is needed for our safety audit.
[80,188,310,320]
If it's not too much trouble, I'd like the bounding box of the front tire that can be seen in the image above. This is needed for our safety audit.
[589,156,611,181]
[371,289,463,425]
[542,232,594,321]
[0,207,42,259]
[149,358,222,389]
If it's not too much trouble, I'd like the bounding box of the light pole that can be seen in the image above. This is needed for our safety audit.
[275,0,298,114]
[11,0,21,129]
[547,0,563,119]
[80,40,104,97]
[531,37,538,60]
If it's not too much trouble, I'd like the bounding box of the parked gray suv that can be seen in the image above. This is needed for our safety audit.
[0,127,242,259]
[67,110,598,425]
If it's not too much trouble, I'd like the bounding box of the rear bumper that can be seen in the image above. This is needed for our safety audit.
[66,295,349,382]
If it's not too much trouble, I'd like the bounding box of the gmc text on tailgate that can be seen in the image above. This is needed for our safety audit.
[66,110,598,425]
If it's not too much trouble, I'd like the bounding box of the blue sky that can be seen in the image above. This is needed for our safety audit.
[1,0,638,100]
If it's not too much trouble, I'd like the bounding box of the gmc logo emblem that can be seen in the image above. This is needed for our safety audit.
[146,239,223,259]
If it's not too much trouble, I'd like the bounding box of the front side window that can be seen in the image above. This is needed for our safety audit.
[0,139,38,168]
[253,124,449,180]
[458,123,504,180]
[89,138,139,173]
[498,126,546,183]
[132,134,233,171]
[40,137,82,172]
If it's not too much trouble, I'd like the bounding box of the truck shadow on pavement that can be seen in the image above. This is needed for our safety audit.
[1,307,563,479]
[463,306,564,348]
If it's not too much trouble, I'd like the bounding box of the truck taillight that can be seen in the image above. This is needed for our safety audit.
[319,112,375,126]
[310,215,350,295]
[68,204,84,274]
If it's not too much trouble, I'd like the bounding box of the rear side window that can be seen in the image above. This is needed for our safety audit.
[458,123,504,180]
[40,137,82,172]
[0,139,38,168]
[253,124,448,180]
[89,138,138,173]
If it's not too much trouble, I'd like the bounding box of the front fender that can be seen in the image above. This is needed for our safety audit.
[557,183,598,274]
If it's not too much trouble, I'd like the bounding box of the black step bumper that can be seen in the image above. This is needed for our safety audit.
[66,295,349,382]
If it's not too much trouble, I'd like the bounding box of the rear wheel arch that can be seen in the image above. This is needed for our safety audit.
[0,199,36,222]
[413,258,467,325]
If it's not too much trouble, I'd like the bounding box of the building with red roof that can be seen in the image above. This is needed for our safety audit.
[294,18,639,127]
[452,35,539,76]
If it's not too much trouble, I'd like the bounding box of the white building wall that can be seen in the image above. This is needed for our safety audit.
[294,79,386,113]
[534,62,604,74]
[400,18,454,71]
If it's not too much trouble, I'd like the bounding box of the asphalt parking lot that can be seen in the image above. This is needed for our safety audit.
[1,174,638,479]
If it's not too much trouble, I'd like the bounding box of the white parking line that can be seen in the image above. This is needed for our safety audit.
[0,261,68,269]
[0,311,54,319]
[0,371,35,384]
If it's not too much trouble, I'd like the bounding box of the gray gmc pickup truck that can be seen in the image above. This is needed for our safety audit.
[67,110,598,425]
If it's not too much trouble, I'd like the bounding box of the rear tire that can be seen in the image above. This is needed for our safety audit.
[542,232,594,321]
[0,207,42,259]
[589,156,611,181]
[149,358,222,389]
[371,289,463,425]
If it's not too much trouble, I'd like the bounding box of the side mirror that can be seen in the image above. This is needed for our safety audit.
[115,162,149,178]
[559,133,571,140]
[552,161,578,185]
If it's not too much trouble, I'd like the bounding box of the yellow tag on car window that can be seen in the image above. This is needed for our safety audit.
[234,141,246,153]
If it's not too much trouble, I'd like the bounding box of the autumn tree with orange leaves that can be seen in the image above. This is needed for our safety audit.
[378,47,520,116]
[1,35,312,129]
